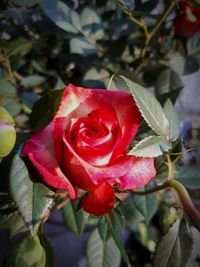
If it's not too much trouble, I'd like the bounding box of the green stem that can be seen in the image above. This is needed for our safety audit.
[148,0,178,42]
[168,179,200,231]
[131,183,168,195]
[132,179,200,231]
[3,49,15,84]
[139,0,178,59]
[166,154,175,180]
[116,0,144,28]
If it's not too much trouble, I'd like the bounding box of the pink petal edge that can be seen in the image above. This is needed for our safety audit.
[21,125,76,199]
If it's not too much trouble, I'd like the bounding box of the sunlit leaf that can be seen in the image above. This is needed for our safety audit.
[9,155,54,234]
[129,135,171,157]
[163,99,180,142]
[41,0,82,33]
[81,8,104,40]
[120,75,170,139]
[70,37,98,55]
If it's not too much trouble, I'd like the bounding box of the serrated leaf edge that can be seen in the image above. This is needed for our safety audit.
[129,135,171,158]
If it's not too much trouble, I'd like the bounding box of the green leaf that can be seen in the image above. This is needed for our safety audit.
[153,219,193,267]
[83,68,110,88]
[7,234,46,267]
[40,234,55,267]
[184,56,199,75]
[154,157,168,182]
[21,75,46,88]
[61,200,88,236]
[120,200,144,226]
[155,69,183,95]
[129,135,171,157]
[120,75,170,138]
[0,210,27,238]
[106,211,131,266]
[134,191,158,224]
[9,155,54,235]
[30,89,64,132]
[175,165,200,189]
[11,0,40,7]
[8,37,32,57]
[187,32,200,56]
[54,77,65,90]
[41,0,81,33]
[98,217,110,242]
[81,8,104,40]
[169,53,185,76]
[70,37,98,55]
[0,79,17,97]
[157,87,183,106]
[87,228,121,267]
[163,99,180,142]
[1,98,21,116]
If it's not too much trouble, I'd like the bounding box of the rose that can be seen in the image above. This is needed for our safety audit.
[22,84,156,216]
[174,1,200,38]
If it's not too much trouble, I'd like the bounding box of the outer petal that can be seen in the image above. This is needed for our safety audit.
[21,125,76,199]
[117,157,156,190]
[82,182,115,216]
[55,84,92,119]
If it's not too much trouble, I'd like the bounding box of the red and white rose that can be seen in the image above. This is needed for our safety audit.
[22,84,156,215]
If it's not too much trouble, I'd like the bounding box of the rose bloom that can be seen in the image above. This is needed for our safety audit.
[174,1,200,38]
[22,84,156,216]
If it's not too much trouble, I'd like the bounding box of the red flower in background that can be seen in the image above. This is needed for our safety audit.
[174,1,200,38]
[22,84,156,216]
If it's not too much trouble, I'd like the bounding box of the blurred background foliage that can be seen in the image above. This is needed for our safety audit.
[0,0,200,266]
[0,0,200,126]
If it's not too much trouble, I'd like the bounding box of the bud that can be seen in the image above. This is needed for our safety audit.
[0,106,16,158]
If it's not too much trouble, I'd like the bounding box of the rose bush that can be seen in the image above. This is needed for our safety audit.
[22,84,156,216]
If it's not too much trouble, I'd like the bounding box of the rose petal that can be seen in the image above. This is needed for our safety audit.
[56,84,92,118]
[91,89,141,161]
[69,116,119,166]
[21,125,76,199]
[117,157,156,190]
[55,87,141,162]
[62,125,134,189]
[82,182,115,216]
